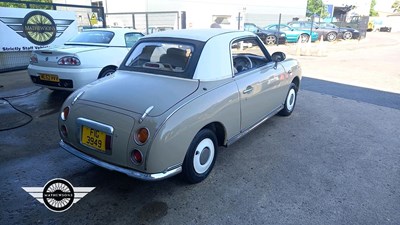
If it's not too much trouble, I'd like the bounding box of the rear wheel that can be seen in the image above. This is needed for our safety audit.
[343,31,352,40]
[326,32,337,42]
[278,83,298,116]
[264,35,277,45]
[182,129,217,184]
[98,67,116,79]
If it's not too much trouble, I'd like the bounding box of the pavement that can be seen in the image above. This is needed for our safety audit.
[267,31,400,57]
[0,70,41,99]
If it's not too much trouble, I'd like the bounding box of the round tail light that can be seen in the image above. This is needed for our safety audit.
[60,125,68,138]
[131,149,143,164]
[61,107,70,121]
[135,128,149,145]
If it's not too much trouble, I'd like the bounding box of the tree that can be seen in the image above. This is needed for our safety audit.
[0,0,52,10]
[307,0,329,18]
[393,0,400,12]
[370,0,379,16]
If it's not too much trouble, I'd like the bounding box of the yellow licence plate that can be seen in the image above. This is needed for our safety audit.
[39,74,59,82]
[81,126,106,152]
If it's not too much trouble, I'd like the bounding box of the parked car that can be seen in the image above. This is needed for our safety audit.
[244,23,286,45]
[58,29,302,183]
[28,28,144,91]
[316,22,360,40]
[264,24,319,43]
[287,21,344,41]
[147,26,174,34]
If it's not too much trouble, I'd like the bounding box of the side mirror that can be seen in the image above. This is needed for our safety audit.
[271,52,286,62]
[271,52,286,69]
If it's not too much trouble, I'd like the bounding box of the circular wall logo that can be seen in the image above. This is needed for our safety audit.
[23,10,57,45]
[42,178,75,212]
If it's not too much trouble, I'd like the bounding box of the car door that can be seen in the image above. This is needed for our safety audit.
[231,37,286,131]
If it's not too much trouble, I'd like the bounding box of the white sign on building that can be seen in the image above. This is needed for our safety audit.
[0,7,78,52]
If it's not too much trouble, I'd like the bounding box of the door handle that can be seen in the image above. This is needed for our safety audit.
[243,86,253,94]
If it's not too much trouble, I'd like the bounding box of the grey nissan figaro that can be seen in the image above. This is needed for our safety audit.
[59,29,302,183]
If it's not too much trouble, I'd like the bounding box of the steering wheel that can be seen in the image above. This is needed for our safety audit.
[233,55,253,73]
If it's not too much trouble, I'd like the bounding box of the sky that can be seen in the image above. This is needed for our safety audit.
[375,0,396,12]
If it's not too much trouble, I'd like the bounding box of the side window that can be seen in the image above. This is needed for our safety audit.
[291,23,300,28]
[267,25,277,30]
[231,38,270,75]
[125,33,143,48]
[303,23,312,28]
[244,24,257,33]
[280,26,291,31]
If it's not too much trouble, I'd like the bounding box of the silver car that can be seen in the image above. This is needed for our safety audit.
[59,29,302,183]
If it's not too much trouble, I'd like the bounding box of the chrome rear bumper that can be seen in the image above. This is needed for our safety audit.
[59,140,182,181]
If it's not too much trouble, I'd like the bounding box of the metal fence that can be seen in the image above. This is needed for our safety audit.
[105,11,183,35]
[332,16,369,39]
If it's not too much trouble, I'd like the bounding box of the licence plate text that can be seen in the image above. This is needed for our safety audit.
[81,126,106,152]
[39,74,59,82]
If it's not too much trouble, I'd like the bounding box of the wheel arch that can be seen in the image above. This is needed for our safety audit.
[202,122,227,147]
[98,65,118,78]
[291,76,300,90]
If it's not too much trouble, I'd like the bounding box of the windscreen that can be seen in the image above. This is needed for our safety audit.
[68,31,115,44]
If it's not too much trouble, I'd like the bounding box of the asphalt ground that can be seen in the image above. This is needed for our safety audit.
[0,32,399,225]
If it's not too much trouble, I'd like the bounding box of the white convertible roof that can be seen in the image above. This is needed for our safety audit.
[145,29,256,42]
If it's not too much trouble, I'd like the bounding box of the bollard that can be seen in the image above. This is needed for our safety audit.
[305,35,312,56]
[296,36,302,56]
[317,35,327,57]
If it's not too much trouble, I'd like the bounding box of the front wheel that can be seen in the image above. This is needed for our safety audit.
[326,32,337,42]
[182,129,218,184]
[278,83,298,116]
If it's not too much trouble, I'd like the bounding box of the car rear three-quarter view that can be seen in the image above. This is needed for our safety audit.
[58,29,302,184]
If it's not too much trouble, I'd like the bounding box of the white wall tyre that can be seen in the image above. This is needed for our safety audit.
[278,83,298,116]
[182,129,218,184]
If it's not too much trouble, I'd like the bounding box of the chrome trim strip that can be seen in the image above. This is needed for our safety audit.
[59,140,182,181]
[76,117,114,134]
[139,106,154,124]
[72,91,84,105]
[227,105,284,146]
